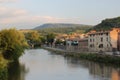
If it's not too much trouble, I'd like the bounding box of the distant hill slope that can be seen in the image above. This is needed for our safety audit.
[34,23,92,34]
[92,16,120,31]
[34,23,91,29]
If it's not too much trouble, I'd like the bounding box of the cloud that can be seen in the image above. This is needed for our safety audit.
[0,7,27,18]
[0,0,18,3]
[0,6,81,29]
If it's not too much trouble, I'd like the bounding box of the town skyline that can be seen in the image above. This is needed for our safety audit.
[0,0,120,29]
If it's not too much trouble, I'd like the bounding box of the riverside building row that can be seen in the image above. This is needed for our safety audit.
[65,28,120,52]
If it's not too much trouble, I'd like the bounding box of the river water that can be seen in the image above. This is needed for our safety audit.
[8,49,120,80]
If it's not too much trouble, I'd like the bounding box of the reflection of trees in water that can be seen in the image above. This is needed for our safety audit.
[64,57,88,68]
[65,56,120,80]
[8,61,29,80]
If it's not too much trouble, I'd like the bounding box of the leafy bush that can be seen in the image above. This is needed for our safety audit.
[0,29,28,61]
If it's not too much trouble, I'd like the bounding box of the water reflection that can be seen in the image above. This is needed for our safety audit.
[65,57,120,80]
[8,61,29,80]
[7,49,120,80]
[112,69,120,80]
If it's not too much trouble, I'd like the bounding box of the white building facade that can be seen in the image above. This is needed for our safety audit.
[88,28,120,52]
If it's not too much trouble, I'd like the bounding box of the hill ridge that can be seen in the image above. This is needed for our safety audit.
[34,23,92,30]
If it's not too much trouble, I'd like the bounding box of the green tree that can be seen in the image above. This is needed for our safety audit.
[46,33,55,46]
[40,36,46,44]
[0,54,8,80]
[0,29,28,61]
[25,31,41,47]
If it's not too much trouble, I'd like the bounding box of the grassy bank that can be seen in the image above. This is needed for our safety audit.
[44,47,120,66]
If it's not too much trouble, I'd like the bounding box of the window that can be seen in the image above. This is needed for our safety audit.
[106,33,108,36]
[90,44,94,48]
[106,37,108,41]
[101,37,103,42]
[99,44,103,48]
[90,39,92,42]
[107,44,109,48]
[92,44,94,48]
[117,30,119,32]
[90,44,92,48]
[93,39,94,42]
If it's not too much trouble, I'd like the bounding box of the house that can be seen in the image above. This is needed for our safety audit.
[88,28,120,52]
[117,32,120,51]
[66,38,79,51]
[66,34,88,52]
[78,38,88,51]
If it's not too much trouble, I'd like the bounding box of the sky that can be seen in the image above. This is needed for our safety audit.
[0,0,120,29]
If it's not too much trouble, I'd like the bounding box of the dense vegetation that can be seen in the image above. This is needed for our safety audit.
[46,33,56,46]
[24,30,56,47]
[0,29,28,80]
[0,29,28,61]
[34,23,92,29]
[88,16,120,31]
[34,23,92,34]
[25,31,41,47]
[0,54,8,80]
[38,26,92,34]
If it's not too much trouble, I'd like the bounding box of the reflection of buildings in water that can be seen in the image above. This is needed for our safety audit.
[112,69,120,80]
[65,56,111,78]
[65,57,120,80]
[88,62,112,79]
[65,57,89,68]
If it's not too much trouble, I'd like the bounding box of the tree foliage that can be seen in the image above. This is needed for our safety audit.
[25,31,41,47]
[46,33,55,46]
[0,29,28,61]
[88,16,120,32]
[38,26,92,34]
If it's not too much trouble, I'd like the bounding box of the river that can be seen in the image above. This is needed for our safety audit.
[8,49,120,80]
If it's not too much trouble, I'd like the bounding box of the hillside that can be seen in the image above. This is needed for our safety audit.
[34,23,92,34]
[92,16,120,31]
[34,23,91,29]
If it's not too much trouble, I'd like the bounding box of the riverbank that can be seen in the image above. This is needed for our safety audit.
[44,47,120,66]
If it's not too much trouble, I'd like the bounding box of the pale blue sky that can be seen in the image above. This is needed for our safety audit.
[0,0,120,29]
